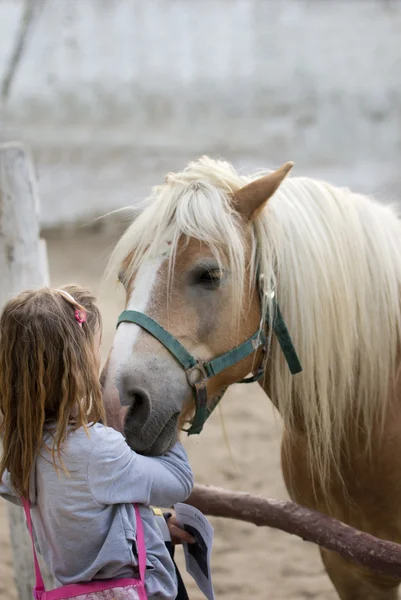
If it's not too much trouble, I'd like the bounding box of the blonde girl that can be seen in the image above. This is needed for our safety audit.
[0,286,193,600]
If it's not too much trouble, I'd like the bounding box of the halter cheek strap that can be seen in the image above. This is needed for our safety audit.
[271,303,303,376]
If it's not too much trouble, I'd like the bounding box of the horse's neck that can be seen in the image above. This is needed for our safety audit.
[260,368,401,457]
[258,377,305,432]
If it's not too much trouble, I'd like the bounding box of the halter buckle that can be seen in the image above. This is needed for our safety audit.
[186,362,208,387]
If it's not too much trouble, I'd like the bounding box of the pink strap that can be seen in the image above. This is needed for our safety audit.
[22,498,45,598]
[22,500,147,596]
[41,578,144,600]
[134,505,146,583]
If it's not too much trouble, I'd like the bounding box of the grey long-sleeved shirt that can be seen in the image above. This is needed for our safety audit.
[0,424,194,599]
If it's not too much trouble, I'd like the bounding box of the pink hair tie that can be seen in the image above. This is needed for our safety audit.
[55,290,86,327]
[75,309,87,327]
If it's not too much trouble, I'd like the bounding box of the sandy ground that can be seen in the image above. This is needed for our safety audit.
[0,226,337,600]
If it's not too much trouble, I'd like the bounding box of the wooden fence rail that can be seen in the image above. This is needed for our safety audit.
[187,484,401,580]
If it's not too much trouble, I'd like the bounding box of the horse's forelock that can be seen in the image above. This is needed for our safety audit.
[105,157,255,320]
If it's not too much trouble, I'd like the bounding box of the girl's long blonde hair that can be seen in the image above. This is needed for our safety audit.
[0,286,105,498]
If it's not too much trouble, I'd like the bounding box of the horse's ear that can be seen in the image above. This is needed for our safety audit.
[232,161,294,220]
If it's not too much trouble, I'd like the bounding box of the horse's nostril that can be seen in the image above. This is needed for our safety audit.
[129,391,147,413]
[122,386,151,425]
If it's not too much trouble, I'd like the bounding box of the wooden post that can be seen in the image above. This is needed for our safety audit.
[0,142,54,598]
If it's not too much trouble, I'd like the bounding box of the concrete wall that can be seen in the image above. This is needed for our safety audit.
[1,0,400,226]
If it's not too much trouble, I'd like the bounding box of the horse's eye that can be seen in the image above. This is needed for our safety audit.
[193,268,223,289]
[117,269,126,285]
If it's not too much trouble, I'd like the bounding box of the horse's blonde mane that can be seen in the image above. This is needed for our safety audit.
[107,156,401,487]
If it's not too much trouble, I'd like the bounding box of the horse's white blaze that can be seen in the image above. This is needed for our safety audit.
[106,255,165,387]
[127,255,164,317]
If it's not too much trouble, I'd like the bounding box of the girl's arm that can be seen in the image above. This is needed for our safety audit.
[0,472,22,506]
[88,426,194,507]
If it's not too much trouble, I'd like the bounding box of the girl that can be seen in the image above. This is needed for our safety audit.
[0,286,194,600]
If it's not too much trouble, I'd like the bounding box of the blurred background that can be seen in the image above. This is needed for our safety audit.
[1,1,400,598]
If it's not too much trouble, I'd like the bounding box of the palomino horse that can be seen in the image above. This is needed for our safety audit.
[102,156,401,599]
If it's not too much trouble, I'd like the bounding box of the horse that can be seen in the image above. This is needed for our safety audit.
[101,156,401,599]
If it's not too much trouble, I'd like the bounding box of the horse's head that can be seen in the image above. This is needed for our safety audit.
[102,157,293,455]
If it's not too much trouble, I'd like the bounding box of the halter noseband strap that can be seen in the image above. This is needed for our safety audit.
[118,311,198,371]
[116,289,302,435]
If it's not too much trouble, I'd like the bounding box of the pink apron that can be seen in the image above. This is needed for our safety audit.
[22,499,147,600]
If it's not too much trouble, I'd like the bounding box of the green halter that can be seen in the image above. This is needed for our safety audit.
[116,281,301,435]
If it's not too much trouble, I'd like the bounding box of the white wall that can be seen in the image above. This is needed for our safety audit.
[1,0,400,227]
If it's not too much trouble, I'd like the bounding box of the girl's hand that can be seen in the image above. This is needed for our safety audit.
[166,514,195,545]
